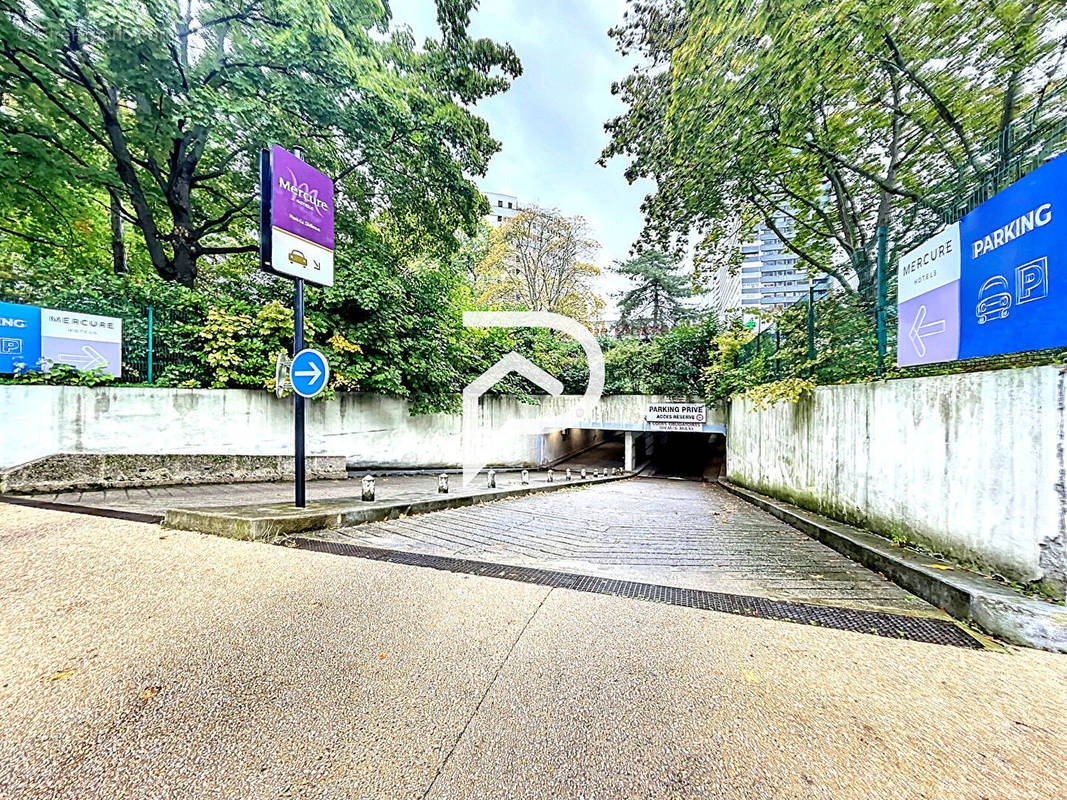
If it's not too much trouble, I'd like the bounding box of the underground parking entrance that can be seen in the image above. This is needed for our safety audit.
[549,429,725,481]
[644,431,726,480]
[299,461,983,648]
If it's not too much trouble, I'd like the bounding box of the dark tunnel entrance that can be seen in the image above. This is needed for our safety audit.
[644,431,726,481]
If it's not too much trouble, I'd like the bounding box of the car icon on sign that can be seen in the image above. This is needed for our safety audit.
[976,275,1011,323]
[288,250,308,267]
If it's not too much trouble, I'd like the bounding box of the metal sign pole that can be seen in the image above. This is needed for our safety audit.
[294,277,306,507]
[292,145,307,508]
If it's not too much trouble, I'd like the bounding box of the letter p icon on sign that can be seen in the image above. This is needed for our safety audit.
[1016,257,1048,305]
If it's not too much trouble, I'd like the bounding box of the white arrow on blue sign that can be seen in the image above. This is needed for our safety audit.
[289,348,330,398]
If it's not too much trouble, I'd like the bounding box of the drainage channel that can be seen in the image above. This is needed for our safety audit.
[294,538,984,649]
[0,494,164,524]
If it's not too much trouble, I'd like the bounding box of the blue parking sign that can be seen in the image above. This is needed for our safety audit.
[289,348,330,398]
[0,301,42,374]
[958,153,1067,359]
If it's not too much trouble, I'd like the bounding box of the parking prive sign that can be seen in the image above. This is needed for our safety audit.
[897,152,1066,366]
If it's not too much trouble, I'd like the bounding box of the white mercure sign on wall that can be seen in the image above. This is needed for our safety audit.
[646,402,706,431]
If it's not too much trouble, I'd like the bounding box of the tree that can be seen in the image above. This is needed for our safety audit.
[602,317,720,394]
[475,205,604,323]
[602,0,1067,305]
[0,0,521,286]
[612,249,691,329]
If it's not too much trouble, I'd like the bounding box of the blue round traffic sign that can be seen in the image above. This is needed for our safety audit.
[289,348,330,398]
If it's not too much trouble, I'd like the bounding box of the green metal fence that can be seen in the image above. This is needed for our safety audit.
[736,288,1067,386]
[118,304,207,384]
[735,85,1067,384]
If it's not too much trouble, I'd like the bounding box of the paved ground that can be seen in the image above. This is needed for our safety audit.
[13,471,607,516]
[1,504,1065,799]
[13,443,627,517]
[327,478,934,615]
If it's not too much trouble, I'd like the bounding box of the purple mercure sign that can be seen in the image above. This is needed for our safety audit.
[271,145,334,249]
[268,146,335,286]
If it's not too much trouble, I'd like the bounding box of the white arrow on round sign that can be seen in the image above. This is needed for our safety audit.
[289,348,330,398]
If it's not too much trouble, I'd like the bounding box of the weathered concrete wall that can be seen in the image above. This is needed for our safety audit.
[726,366,1066,596]
[0,387,691,473]
[1,454,346,494]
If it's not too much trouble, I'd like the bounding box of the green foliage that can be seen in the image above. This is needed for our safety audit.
[475,206,604,324]
[0,0,521,285]
[703,327,774,402]
[611,250,693,329]
[200,301,296,389]
[740,378,816,411]
[603,0,1067,304]
[2,363,115,387]
[604,317,722,395]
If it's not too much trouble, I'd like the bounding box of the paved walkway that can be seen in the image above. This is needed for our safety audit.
[1,504,1064,800]
[14,471,587,516]
[327,478,933,615]
[5,440,630,517]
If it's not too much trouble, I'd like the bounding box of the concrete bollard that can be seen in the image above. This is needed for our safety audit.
[612,467,618,476]
[593,468,599,478]
[547,468,554,483]
[580,468,587,480]
[438,473,449,494]
[361,474,375,502]
[566,468,572,482]
[487,469,496,489]
[521,469,529,485]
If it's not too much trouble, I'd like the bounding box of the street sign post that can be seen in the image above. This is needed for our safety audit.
[259,145,336,507]
[897,152,1066,367]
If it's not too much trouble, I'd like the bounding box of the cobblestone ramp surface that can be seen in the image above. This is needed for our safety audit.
[326,478,935,616]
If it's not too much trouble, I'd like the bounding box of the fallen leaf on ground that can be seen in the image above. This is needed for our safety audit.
[43,669,76,683]
[142,686,161,700]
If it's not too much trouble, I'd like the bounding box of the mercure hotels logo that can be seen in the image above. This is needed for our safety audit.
[279,173,329,214]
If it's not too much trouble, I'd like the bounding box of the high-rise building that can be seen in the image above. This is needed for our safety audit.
[710,211,831,321]
[707,260,742,323]
[485,191,520,226]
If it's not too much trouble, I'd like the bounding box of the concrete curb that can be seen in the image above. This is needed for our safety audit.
[720,480,1067,653]
[165,473,632,542]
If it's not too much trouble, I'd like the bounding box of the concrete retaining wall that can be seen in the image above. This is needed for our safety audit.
[726,366,1066,597]
[1,454,346,494]
[0,387,691,473]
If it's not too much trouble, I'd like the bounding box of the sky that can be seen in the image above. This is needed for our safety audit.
[386,0,655,314]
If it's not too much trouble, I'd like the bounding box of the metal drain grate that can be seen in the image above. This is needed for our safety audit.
[294,538,983,649]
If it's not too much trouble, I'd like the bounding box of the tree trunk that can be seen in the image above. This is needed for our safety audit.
[107,187,127,275]
[166,170,198,287]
